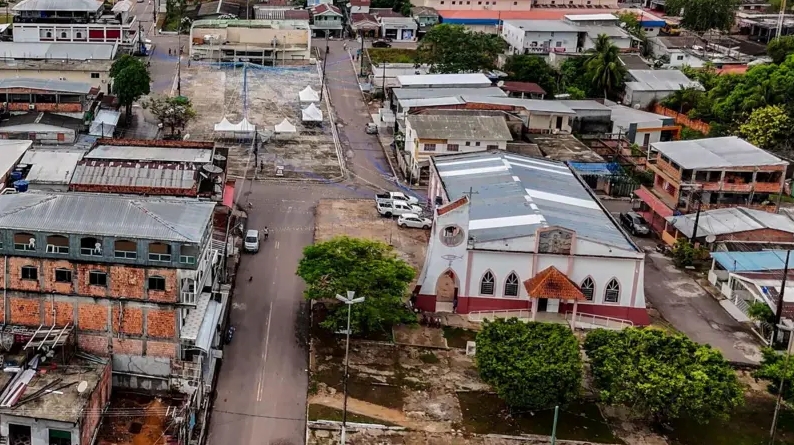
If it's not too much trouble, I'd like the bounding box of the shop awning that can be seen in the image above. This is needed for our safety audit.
[634,186,674,218]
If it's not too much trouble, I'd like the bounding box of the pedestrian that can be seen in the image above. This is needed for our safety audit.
[343,42,347,51]
[168,48,172,56]
[263,226,269,240]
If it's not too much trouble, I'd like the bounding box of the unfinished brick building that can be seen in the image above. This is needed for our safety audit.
[0,192,222,387]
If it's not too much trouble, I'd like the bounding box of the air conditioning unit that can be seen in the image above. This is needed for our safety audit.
[28,104,35,110]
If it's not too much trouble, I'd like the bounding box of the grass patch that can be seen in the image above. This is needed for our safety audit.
[443,326,477,349]
[419,352,440,364]
[308,404,395,425]
[368,48,418,65]
[770,193,794,204]
[458,392,624,444]
[663,396,794,445]
[0,14,11,24]
[314,365,405,410]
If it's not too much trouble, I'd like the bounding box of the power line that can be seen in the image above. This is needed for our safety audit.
[212,409,304,422]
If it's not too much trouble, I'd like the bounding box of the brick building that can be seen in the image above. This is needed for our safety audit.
[0,78,95,113]
[0,192,222,387]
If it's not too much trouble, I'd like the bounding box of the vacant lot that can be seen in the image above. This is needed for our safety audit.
[180,64,341,179]
[367,48,419,65]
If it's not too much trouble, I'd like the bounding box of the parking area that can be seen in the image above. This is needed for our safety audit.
[180,64,342,179]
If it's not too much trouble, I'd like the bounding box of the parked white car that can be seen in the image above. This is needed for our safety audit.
[377,200,422,217]
[397,213,432,229]
[375,191,419,205]
[243,229,260,253]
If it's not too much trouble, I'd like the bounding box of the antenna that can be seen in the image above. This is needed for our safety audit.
[77,381,88,393]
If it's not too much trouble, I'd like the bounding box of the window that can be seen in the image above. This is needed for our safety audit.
[14,232,35,251]
[45,31,52,38]
[504,272,519,297]
[114,240,137,259]
[180,255,197,264]
[447,144,459,152]
[676,55,684,60]
[475,141,481,146]
[148,276,166,291]
[181,278,196,304]
[21,265,37,280]
[90,72,100,79]
[580,277,594,301]
[60,31,67,39]
[75,32,82,38]
[604,278,620,303]
[80,237,102,256]
[89,271,107,287]
[486,145,498,150]
[148,242,172,262]
[465,141,471,146]
[423,143,436,151]
[55,269,72,283]
[46,235,69,254]
[480,271,495,295]
[49,429,72,445]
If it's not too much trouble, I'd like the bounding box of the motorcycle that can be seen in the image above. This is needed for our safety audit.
[225,326,236,344]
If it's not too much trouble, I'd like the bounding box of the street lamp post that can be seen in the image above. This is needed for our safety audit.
[335,291,365,445]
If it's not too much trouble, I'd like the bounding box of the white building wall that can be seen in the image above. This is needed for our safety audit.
[500,24,579,55]
[1,416,79,445]
[417,202,471,295]
[527,113,572,133]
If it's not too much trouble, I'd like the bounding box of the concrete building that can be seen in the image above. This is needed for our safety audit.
[607,103,678,147]
[0,112,84,144]
[500,81,546,99]
[395,73,492,89]
[623,69,703,108]
[309,4,343,38]
[0,192,222,390]
[11,0,140,46]
[414,150,648,326]
[377,13,418,41]
[0,78,95,113]
[390,86,506,128]
[460,96,576,133]
[411,6,439,36]
[0,43,116,91]
[634,137,789,239]
[668,207,794,247]
[559,99,612,134]
[403,113,513,180]
[189,19,312,65]
[0,140,34,184]
[501,14,635,56]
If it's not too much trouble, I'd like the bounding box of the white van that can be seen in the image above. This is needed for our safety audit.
[244,229,260,253]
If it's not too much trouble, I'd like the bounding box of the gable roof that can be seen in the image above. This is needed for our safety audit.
[0,112,84,130]
[197,0,240,17]
[311,3,341,15]
[650,136,786,170]
[667,206,794,239]
[0,193,215,242]
[524,266,586,300]
[407,114,512,141]
[625,69,703,92]
[432,151,636,250]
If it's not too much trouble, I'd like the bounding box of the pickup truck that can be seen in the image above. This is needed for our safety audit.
[377,200,422,217]
[375,191,419,205]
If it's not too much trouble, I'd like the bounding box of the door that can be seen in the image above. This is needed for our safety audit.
[642,133,651,148]
[555,116,563,130]
[537,298,548,312]
[546,298,560,313]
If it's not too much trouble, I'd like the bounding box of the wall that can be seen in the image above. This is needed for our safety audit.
[0,68,110,89]
[0,128,76,144]
[79,362,112,445]
[652,104,711,134]
[13,23,135,44]
[527,112,571,133]
[1,416,78,445]
[625,89,677,109]
[224,26,309,46]
[418,0,617,11]
[500,25,578,54]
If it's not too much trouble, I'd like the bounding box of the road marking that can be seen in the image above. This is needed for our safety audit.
[256,301,274,402]
[275,241,279,250]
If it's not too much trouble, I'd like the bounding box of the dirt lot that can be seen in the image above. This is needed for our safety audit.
[314,199,428,276]
[179,64,341,179]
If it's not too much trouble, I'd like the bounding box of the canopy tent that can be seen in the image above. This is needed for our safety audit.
[214,117,256,133]
[301,103,323,122]
[299,86,320,103]
[89,110,121,137]
[275,118,297,133]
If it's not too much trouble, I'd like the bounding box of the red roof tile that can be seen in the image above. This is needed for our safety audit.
[523,266,586,301]
[438,8,617,20]
[372,7,403,17]
[437,195,468,216]
[501,81,546,95]
[312,3,341,14]
[351,12,379,25]
[716,65,749,75]
[350,0,370,6]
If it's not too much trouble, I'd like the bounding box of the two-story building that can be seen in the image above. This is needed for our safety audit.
[623,69,703,108]
[414,0,618,12]
[0,192,222,388]
[501,14,635,56]
[374,9,418,41]
[633,136,789,241]
[12,0,139,46]
[310,4,343,38]
[414,150,648,326]
[189,19,312,65]
[0,43,116,91]
[411,6,438,37]
[403,112,513,182]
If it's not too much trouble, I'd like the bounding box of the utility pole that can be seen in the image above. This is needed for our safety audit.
[336,291,365,445]
[770,324,794,445]
[689,189,702,243]
[177,10,182,97]
[319,34,329,101]
[138,20,145,56]
[550,406,560,445]
[359,33,365,75]
[772,250,791,344]
[381,62,386,96]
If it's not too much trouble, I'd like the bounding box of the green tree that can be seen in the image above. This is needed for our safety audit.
[755,347,794,401]
[738,104,792,150]
[142,95,197,136]
[110,55,151,123]
[476,318,582,411]
[585,34,627,99]
[768,36,794,64]
[296,237,416,334]
[770,0,794,12]
[560,57,599,97]
[503,55,558,97]
[747,301,775,340]
[417,24,505,73]
[664,0,741,34]
[681,64,719,91]
[584,328,744,424]
[565,86,586,99]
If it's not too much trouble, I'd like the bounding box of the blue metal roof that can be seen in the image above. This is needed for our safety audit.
[640,19,666,27]
[439,17,499,25]
[568,162,622,176]
[711,250,790,272]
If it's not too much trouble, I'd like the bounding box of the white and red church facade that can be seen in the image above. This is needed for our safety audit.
[412,151,650,326]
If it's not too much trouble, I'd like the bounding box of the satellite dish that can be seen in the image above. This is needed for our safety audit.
[77,381,88,393]
[705,234,717,243]
[496,80,505,87]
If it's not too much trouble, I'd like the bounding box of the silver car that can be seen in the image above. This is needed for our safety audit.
[244,229,260,253]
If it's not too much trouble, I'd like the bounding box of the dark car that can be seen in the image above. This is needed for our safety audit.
[372,40,392,48]
[619,211,650,236]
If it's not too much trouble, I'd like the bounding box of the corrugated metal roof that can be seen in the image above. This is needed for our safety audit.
[86,145,213,163]
[651,136,787,169]
[433,151,636,250]
[502,19,581,32]
[0,140,32,176]
[407,114,512,141]
[0,42,117,61]
[608,104,668,127]
[461,96,577,114]
[558,100,611,111]
[569,162,622,176]
[666,207,794,239]
[20,149,84,185]
[393,86,506,100]
[0,78,92,94]
[13,0,101,12]
[397,73,491,88]
[0,192,214,242]
[400,97,465,108]
[625,69,703,92]
[438,8,613,20]
[70,161,198,191]
[711,250,790,272]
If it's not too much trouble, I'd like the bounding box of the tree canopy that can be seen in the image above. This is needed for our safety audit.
[142,95,197,136]
[417,24,505,73]
[476,318,582,411]
[296,236,416,334]
[503,55,558,97]
[560,57,599,98]
[585,34,627,99]
[738,104,792,150]
[768,35,794,65]
[755,347,794,401]
[664,0,741,34]
[110,55,151,122]
[584,328,743,424]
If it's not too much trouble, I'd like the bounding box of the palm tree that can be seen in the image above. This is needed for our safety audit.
[585,34,627,100]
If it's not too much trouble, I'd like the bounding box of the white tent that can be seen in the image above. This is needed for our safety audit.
[301,103,323,122]
[275,118,297,133]
[214,118,235,132]
[214,117,256,133]
[299,86,320,103]
[89,110,121,137]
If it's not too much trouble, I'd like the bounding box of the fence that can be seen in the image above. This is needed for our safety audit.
[652,104,711,135]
